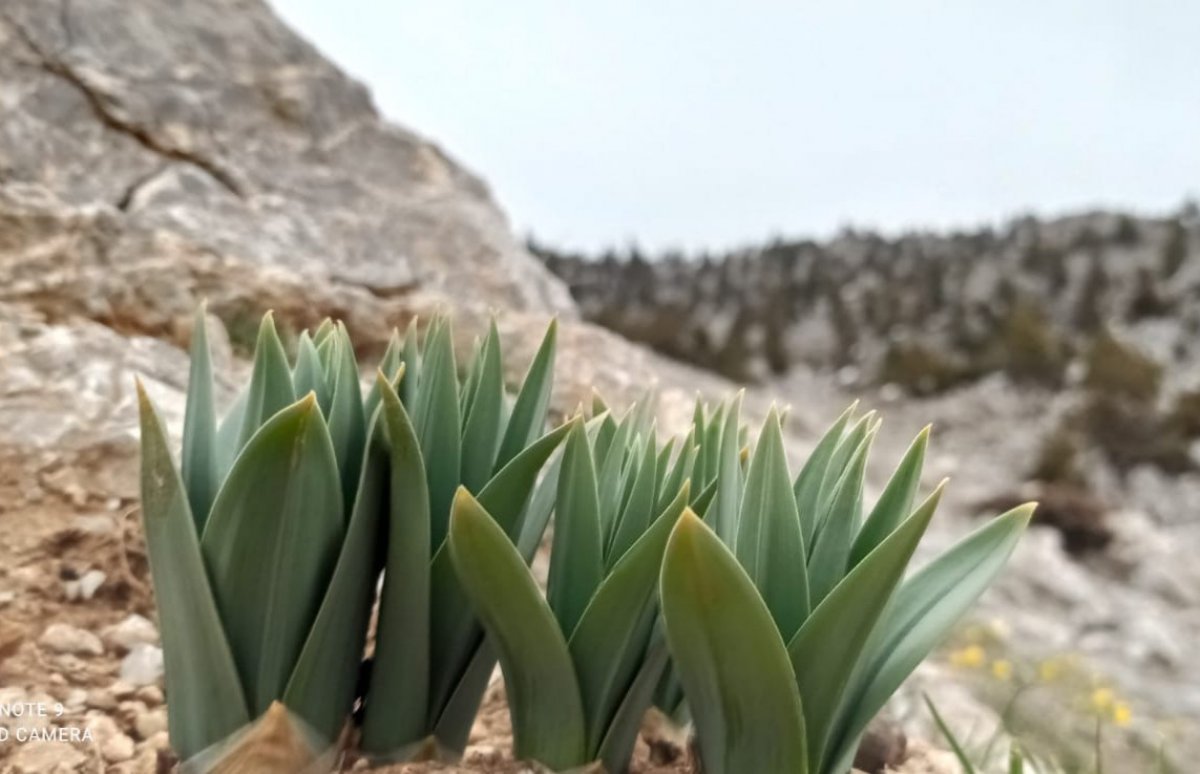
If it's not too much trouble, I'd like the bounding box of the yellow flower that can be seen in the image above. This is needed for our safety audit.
[950,645,986,669]
[991,659,1013,681]
[1090,687,1115,713]
[1112,703,1132,727]
[1038,659,1061,682]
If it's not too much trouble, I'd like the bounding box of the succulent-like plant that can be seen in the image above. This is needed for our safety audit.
[659,405,1033,774]
[359,315,568,760]
[138,309,406,767]
[139,309,566,769]
[447,402,691,772]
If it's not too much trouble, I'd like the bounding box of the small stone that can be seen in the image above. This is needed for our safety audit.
[87,713,123,743]
[102,732,136,762]
[64,688,88,709]
[7,740,88,770]
[119,644,164,687]
[134,707,167,740]
[39,622,104,656]
[147,730,171,751]
[0,588,14,606]
[78,569,107,600]
[88,687,119,710]
[73,514,117,535]
[103,614,159,652]
[135,685,164,706]
[109,680,137,699]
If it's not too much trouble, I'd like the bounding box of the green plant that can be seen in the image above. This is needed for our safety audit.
[138,309,400,766]
[447,400,693,772]
[139,309,566,768]
[357,315,566,760]
[659,405,1033,774]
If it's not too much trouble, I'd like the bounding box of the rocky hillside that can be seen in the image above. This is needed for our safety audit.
[0,0,1195,771]
[535,208,1199,390]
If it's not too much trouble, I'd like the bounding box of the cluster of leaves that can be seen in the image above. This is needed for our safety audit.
[140,309,1031,773]
[139,309,562,765]
[657,404,1033,774]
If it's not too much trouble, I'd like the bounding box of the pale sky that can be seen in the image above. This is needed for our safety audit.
[274,1,1199,252]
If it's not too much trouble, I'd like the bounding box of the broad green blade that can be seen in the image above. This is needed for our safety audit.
[698,401,724,486]
[660,511,808,774]
[480,419,574,542]
[400,316,422,408]
[361,378,432,754]
[548,421,604,637]
[201,394,344,716]
[460,321,505,493]
[849,426,929,568]
[236,312,296,454]
[793,402,856,547]
[825,502,1033,772]
[596,410,635,536]
[214,387,247,481]
[284,393,389,742]
[412,317,461,551]
[517,450,563,561]
[607,428,660,566]
[432,637,498,754]
[571,484,689,753]
[182,306,219,531]
[326,324,366,513]
[595,638,671,774]
[363,328,404,421]
[591,390,609,417]
[816,411,875,521]
[807,432,873,606]
[495,319,557,470]
[592,410,618,466]
[312,318,335,347]
[137,383,249,760]
[659,434,697,514]
[786,484,941,772]
[448,489,587,769]
[735,408,809,641]
[710,392,744,544]
[691,476,719,518]
[292,331,332,416]
[426,421,572,722]
[653,436,677,496]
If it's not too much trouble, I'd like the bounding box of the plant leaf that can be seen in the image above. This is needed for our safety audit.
[793,403,856,547]
[448,489,587,769]
[787,483,941,772]
[849,426,929,568]
[284,386,389,742]
[710,392,744,544]
[595,637,672,774]
[460,321,505,493]
[235,312,296,455]
[548,420,604,638]
[293,331,332,416]
[661,511,808,774]
[201,394,344,716]
[412,317,461,551]
[824,501,1033,772]
[807,431,874,606]
[607,427,660,566]
[360,377,432,754]
[426,421,572,723]
[326,324,366,514]
[735,408,809,641]
[571,483,689,753]
[137,382,249,760]
[495,319,557,471]
[182,305,219,531]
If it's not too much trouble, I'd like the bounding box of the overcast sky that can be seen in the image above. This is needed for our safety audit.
[274,1,1198,252]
